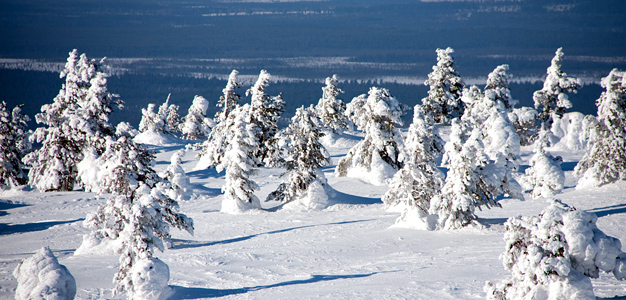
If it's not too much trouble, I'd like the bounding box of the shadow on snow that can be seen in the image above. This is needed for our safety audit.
[0,200,29,217]
[0,218,84,236]
[586,203,626,218]
[171,219,374,250]
[166,272,379,299]
[328,190,382,206]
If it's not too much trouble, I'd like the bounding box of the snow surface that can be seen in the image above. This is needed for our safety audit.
[1,131,626,299]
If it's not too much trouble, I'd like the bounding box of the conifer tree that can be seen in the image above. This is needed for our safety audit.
[485,64,517,111]
[422,47,465,124]
[523,138,565,198]
[180,95,213,140]
[216,104,262,214]
[575,69,626,187]
[215,70,241,123]
[267,105,332,207]
[139,94,182,135]
[383,105,444,225]
[0,102,31,189]
[81,135,193,298]
[246,70,284,166]
[336,87,404,185]
[485,199,626,300]
[23,49,121,191]
[533,48,581,140]
[315,75,350,133]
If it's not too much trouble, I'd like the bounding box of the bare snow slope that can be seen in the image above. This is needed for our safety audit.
[1,135,625,299]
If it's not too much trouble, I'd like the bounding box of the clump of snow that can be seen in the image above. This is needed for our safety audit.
[282,180,330,211]
[521,148,565,198]
[345,150,398,186]
[134,130,181,146]
[550,112,587,151]
[127,257,170,300]
[391,205,437,231]
[74,233,122,256]
[485,199,626,300]
[13,246,77,300]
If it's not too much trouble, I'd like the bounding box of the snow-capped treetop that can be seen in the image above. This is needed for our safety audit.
[533,48,581,131]
[316,74,350,133]
[0,102,31,189]
[13,246,76,300]
[215,70,241,123]
[346,87,403,132]
[574,68,626,188]
[422,47,465,124]
[180,95,214,140]
[485,64,517,110]
[404,104,444,168]
[139,94,181,135]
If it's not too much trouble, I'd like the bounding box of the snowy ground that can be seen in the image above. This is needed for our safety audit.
[1,132,626,299]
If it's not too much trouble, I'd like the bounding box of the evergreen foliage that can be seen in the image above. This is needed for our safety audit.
[267,105,331,205]
[422,47,465,124]
[0,102,31,189]
[180,95,213,140]
[315,75,350,133]
[23,49,121,192]
[138,94,182,135]
[215,70,242,123]
[216,104,262,213]
[246,70,285,166]
[575,69,626,187]
[533,48,581,137]
[336,87,404,185]
[485,64,517,111]
[485,199,626,300]
[382,105,444,214]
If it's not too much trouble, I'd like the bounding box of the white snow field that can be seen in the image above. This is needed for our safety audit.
[1,132,625,299]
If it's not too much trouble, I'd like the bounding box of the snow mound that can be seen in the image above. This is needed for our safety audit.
[391,206,437,231]
[345,151,397,186]
[128,257,170,300]
[281,180,330,211]
[74,233,122,256]
[320,131,361,148]
[13,246,76,300]
[134,130,183,146]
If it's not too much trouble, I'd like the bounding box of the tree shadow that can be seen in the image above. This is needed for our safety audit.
[186,168,223,180]
[560,161,577,172]
[586,203,626,218]
[597,296,626,300]
[0,218,84,235]
[0,200,29,217]
[166,272,379,299]
[477,217,509,228]
[171,219,374,250]
[328,190,381,206]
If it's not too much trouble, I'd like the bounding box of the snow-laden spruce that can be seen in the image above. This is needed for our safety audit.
[0,102,31,190]
[159,148,193,201]
[533,47,581,145]
[422,47,465,124]
[383,105,444,229]
[485,199,626,300]
[575,68,626,188]
[315,74,351,133]
[215,69,242,123]
[267,105,332,210]
[246,70,285,166]
[522,137,566,198]
[78,134,193,299]
[216,104,262,214]
[509,106,539,146]
[23,49,121,192]
[336,87,404,186]
[138,94,182,136]
[180,95,213,140]
[13,246,76,300]
[485,64,517,111]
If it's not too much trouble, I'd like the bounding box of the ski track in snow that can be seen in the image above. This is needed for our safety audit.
[1,133,626,299]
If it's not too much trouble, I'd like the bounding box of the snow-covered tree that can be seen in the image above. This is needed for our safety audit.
[430,118,521,230]
[522,140,565,198]
[0,102,31,189]
[139,94,181,135]
[159,148,193,201]
[267,105,332,209]
[533,48,581,140]
[383,105,444,228]
[485,64,517,110]
[215,70,241,123]
[336,87,404,185]
[575,69,626,188]
[180,95,214,140]
[246,70,285,166]
[13,246,76,300]
[80,135,193,299]
[422,47,465,124]
[315,74,350,133]
[508,106,539,146]
[216,104,262,214]
[23,49,121,192]
[485,199,626,300]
